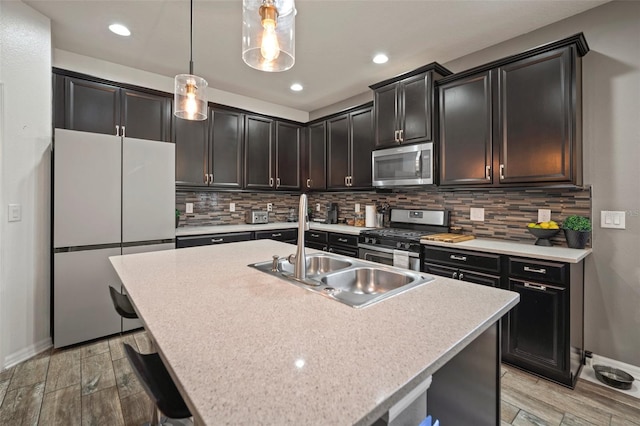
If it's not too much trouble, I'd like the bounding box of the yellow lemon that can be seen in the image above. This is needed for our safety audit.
[549,224,559,229]
[540,222,550,229]
[527,222,536,228]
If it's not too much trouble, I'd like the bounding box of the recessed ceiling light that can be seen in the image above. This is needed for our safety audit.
[373,54,389,64]
[109,24,131,37]
[290,83,303,92]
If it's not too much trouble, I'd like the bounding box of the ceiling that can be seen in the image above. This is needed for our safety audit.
[25,0,608,113]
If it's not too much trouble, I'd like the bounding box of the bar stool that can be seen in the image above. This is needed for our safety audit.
[123,343,192,425]
[108,285,138,335]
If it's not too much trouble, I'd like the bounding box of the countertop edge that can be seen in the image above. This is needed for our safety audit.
[420,238,592,263]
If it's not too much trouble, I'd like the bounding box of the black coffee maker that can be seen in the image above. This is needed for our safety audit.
[325,203,338,224]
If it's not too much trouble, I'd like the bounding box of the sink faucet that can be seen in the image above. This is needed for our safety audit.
[289,194,309,280]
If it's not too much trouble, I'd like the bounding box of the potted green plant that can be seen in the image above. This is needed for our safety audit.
[175,209,180,228]
[562,215,591,249]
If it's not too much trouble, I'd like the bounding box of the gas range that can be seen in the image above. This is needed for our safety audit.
[359,209,450,254]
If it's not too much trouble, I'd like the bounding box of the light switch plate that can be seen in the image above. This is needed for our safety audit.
[538,209,551,223]
[186,203,194,214]
[8,204,21,222]
[601,210,626,229]
[229,203,235,212]
[316,203,321,212]
[355,203,360,213]
[470,207,484,222]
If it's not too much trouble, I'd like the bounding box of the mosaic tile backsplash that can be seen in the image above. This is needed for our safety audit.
[177,186,592,247]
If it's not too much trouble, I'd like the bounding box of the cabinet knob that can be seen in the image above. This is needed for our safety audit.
[452,272,458,279]
[524,282,547,291]
[269,177,274,187]
[306,178,311,188]
[399,129,403,142]
[500,164,505,180]
[121,126,126,137]
[486,166,491,180]
[450,255,467,261]
[459,273,464,280]
[276,177,281,188]
[211,238,224,243]
[115,125,119,136]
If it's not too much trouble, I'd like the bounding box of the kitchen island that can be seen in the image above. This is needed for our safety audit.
[109,240,519,425]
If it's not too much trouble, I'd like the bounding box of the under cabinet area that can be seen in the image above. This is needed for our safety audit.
[54,71,173,142]
[370,63,451,149]
[422,244,584,388]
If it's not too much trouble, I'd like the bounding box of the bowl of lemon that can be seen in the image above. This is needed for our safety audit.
[527,221,560,246]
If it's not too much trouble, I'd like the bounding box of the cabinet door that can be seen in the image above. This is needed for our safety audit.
[507,279,566,371]
[63,77,120,136]
[373,83,399,148]
[498,48,573,183]
[121,89,172,142]
[350,106,374,189]
[174,116,208,186]
[423,262,457,278]
[244,115,274,189]
[400,72,432,144]
[307,122,327,190]
[327,114,350,189]
[275,121,301,190]
[459,270,501,287]
[439,72,493,186]
[211,108,243,188]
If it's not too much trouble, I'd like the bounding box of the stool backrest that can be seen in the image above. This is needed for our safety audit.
[108,286,138,319]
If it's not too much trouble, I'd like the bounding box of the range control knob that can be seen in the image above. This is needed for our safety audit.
[396,241,402,249]
[404,243,411,250]
[371,238,377,245]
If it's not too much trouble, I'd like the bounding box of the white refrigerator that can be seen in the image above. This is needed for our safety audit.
[53,128,175,348]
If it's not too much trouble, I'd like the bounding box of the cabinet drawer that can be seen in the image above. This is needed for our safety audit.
[423,247,500,273]
[306,230,328,243]
[423,262,457,279]
[509,257,566,285]
[329,233,358,248]
[306,241,328,251]
[328,246,359,258]
[255,229,297,242]
[176,232,253,248]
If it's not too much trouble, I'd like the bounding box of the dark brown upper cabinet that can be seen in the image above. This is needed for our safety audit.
[370,63,452,149]
[244,115,301,190]
[437,33,588,188]
[438,71,493,186]
[305,122,327,191]
[54,71,172,142]
[327,104,374,190]
[175,107,243,189]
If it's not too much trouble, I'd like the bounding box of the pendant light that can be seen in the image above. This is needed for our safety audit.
[174,0,208,121]
[242,0,295,72]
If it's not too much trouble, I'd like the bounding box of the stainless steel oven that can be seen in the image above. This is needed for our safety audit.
[359,244,421,271]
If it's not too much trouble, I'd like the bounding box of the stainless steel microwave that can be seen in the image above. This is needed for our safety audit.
[372,142,434,187]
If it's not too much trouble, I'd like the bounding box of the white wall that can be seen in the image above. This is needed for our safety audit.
[53,49,309,123]
[0,1,52,368]
[442,1,640,366]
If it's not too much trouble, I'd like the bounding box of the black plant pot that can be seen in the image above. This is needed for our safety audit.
[176,216,179,228]
[564,229,590,249]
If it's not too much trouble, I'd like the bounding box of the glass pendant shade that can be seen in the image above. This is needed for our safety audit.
[242,0,295,72]
[174,74,208,121]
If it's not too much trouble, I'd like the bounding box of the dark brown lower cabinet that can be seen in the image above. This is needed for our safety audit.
[506,280,566,372]
[423,246,584,388]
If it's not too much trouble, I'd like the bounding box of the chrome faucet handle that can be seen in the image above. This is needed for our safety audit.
[287,254,296,264]
[271,255,280,272]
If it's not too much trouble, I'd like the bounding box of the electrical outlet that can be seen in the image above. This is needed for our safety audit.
[267,203,273,212]
[538,209,551,223]
[8,204,21,222]
[229,203,235,212]
[186,203,193,214]
[316,203,321,212]
[355,203,360,213]
[470,207,484,222]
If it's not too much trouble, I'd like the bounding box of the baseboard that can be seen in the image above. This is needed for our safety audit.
[3,338,52,370]
[580,353,640,399]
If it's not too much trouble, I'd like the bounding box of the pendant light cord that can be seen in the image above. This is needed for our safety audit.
[189,0,194,74]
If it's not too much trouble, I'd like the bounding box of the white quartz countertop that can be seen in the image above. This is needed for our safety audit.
[420,237,592,263]
[176,222,374,236]
[110,240,518,425]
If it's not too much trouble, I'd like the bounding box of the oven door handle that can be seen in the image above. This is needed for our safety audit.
[358,244,419,258]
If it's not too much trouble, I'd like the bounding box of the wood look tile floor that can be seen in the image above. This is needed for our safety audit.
[1,330,639,425]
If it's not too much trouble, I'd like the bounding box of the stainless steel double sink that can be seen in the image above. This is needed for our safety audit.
[250,253,434,308]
